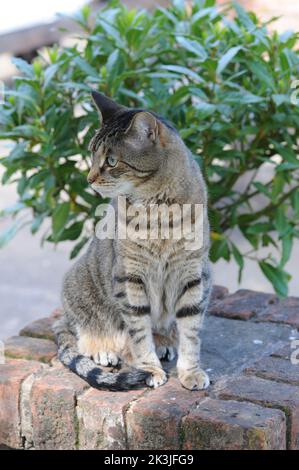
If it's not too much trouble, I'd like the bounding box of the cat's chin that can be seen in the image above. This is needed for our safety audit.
[91,184,114,198]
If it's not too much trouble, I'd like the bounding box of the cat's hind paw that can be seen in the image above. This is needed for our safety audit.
[93,351,119,367]
[156,345,176,361]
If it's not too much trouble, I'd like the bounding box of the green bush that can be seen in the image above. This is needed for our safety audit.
[1,0,299,296]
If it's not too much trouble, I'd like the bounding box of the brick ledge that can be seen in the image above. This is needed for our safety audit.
[1,285,299,450]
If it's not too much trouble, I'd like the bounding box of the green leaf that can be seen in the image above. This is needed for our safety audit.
[44,63,60,89]
[210,239,230,262]
[252,182,270,198]
[259,261,288,297]
[70,236,89,259]
[0,220,28,248]
[216,46,242,75]
[52,202,71,238]
[11,58,34,78]
[280,235,293,267]
[246,223,272,234]
[222,91,264,104]
[272,94,290,106]
[31,214,45,235]
[248,61,276,91]
[233,1,256,30]
[274,206,288,237]
[291,191,299,216]
[73,57,98,78]
[0,202,26,217]
[231,243,244,282]
[57,221,84,241]
[160,65,204,83]
[176,36,207,61]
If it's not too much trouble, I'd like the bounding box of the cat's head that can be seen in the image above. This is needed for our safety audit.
[87,91,183,199]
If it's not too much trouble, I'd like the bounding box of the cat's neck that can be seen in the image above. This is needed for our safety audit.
[126,151,205,206]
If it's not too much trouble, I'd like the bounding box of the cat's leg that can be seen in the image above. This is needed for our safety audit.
[175,270,211,390]
[153,323,178,361]
[115,274,167,388]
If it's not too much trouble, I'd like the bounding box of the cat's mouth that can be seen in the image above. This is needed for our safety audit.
[91,181,133,198]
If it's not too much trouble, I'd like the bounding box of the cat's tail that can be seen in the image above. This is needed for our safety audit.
[53,318,150,391]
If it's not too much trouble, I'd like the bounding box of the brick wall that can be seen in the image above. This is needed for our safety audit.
[1,287,299,450]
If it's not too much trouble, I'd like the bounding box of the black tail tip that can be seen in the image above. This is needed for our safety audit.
[91,368,151,391]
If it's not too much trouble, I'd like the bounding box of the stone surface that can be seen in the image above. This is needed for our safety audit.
[182,398,286,450]
[30,367,88,450]
[256,297,299,328]
[19,316,56,341]
[210,285,229,301]
[245,356,299,386]
[209,289,276,320]
[271,344,292,360]
[126,378,206,450]
[77,387,146,450]
[0,359,45,448]
[4,335,57,363]
[201,315,295,380]
[216,375,299,449]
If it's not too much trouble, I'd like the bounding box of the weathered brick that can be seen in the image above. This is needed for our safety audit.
[182,398,286,450]
[0,359,45,448]
[257,297,299,328]
[216,375,299,449]
[19,316,56,341]
[77,387,146,450]
[31,367,88,450]
[211,285,229,301]
[209,289,276,320]
[245,356,299,386]
[126,378,206,450]
[4,336,57,363]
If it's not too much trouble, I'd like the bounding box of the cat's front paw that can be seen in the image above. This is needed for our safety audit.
[145,367,167,388]
[178,368,210,390]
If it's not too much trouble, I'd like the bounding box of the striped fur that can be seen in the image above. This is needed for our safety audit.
[55,93,212,391]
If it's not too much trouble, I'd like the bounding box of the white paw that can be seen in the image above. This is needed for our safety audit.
[178,368,210,391]
[93,351,119,367]
[146,368,167,388]
[156,346,176,361]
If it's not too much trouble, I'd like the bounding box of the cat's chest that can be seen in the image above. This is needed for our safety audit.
[145,250,187,328]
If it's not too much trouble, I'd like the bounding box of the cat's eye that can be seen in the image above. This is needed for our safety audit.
[107,154,118,167]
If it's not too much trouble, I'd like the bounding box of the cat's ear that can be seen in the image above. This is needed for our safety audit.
[91,91,123,122]
[125,111,159,144]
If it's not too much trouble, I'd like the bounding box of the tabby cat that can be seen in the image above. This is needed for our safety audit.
[54,92,212,391]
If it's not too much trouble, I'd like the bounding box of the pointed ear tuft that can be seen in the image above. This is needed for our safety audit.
[126,111,159,144]
[91,91,124,122]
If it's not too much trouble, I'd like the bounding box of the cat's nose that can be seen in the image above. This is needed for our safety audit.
[87,169,98,184]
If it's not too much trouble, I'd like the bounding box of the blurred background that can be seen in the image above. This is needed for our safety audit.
[0,0,298,339]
